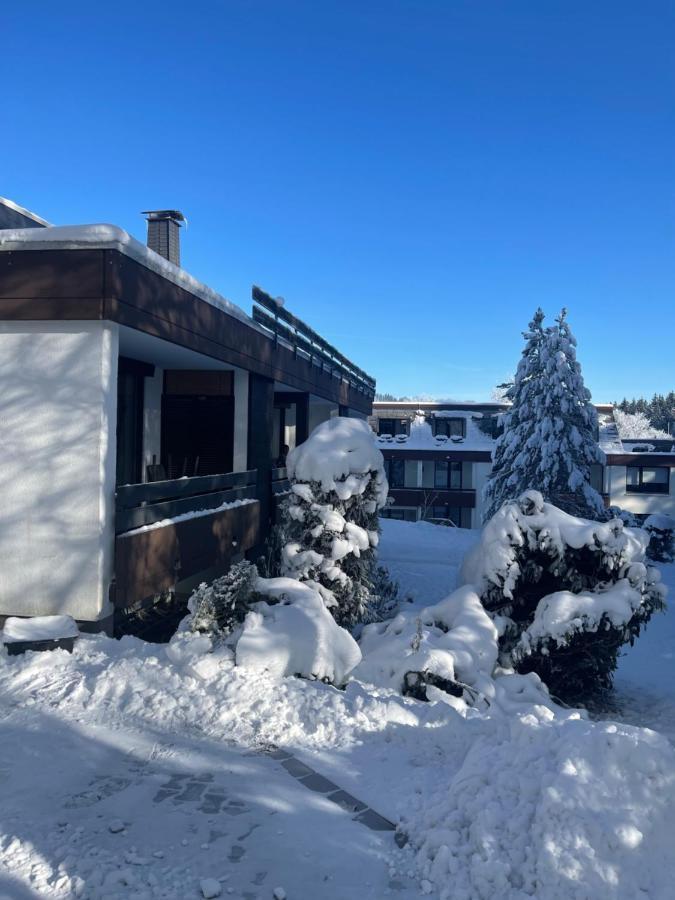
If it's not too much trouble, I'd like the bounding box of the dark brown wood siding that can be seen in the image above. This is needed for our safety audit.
[0,248,371,414]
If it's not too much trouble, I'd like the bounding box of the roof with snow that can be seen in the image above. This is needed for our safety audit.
[0,223,253,325]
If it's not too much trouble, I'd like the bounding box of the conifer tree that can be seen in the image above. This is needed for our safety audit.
[483,308,605,520]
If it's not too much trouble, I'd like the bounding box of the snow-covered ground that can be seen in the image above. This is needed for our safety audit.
[1,519,674,899]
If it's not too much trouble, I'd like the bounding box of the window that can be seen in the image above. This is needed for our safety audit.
[434,418,465,438]
[384,457,405,488]
[378,418,408,436]
[434,460,462,489]
[626,466,670,494]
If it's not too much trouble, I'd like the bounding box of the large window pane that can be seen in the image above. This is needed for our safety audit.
[422,460,435,488]
[435,460,448,488]
[626,466,640,486]
[450,461,462,489]
[404,459,419,487]
[389,458,405,488]
[378,418,395,435]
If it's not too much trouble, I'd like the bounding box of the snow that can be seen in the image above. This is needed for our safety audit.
[461,490,650,600]
[645,513,675,531]
[355,586,498,705]
[0,224,254,326]
[119,498,256,536]
[1,519,675,898]
[2,614,78,643]
[375,412,494,453]
[513,580,643,659]
[235,577,362,684]
[288,416,387,505]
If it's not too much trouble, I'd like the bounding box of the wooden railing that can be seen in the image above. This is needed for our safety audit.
[115,469,259,534]
[252,285,376,398]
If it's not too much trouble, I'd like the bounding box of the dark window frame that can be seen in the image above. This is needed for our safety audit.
[626,466,670,494]
[434,460,463,490]
[433,417,465,438]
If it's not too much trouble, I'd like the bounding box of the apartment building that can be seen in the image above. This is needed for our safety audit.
[0,199,374,632]
[370,401,675,527]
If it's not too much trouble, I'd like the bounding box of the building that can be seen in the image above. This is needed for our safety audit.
[369,401,675,526]
[0,199,375,633]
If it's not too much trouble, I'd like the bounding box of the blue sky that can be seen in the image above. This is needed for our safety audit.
[4,1,674,402]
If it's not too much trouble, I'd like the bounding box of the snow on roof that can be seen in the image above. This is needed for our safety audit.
[374,412,495,453]
[0,224,252,325]
[0,197,51,227]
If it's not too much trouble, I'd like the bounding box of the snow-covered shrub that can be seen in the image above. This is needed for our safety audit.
[483,309,605,522]
[464,491,666,704]
[189,561,260,636]
[236,577,361,685]
[354,586,498,708]
[606,505,641,529]
[279,417,391,626]
[644,513,675,562]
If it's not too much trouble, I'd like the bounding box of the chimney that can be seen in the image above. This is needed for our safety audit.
[142,209,185,266]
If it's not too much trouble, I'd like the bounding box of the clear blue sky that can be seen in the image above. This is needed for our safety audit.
[4,1,674,402]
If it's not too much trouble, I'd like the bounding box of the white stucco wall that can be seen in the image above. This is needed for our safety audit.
[233,369,249,472]
[143,366,163,479]
[0,321,118,622]
[607,465,675,516]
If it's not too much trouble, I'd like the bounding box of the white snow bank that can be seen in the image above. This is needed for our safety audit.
[235,577,362,684]
[2,615,78,643]
[288,416,388,506]
[0,224,253,325]
[355,586,498,706]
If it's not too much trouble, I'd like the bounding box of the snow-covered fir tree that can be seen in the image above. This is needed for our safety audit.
[278,416,390,626]
[483,308,605,521]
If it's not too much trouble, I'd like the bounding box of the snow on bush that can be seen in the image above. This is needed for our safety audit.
[613,408,670,440]
[189,560,260,636]
[236,577,362,685]
[644,513,675,563]
[355,586,498,708]
[279,416,392,626]
[483,309,605,522]
[184,566,361,686]
[463,490,666,703]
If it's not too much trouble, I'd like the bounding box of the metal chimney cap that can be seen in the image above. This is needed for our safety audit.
[141,209,186,223]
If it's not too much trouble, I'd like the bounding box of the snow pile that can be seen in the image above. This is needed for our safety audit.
[236,577,362,684]
[355,586,498,707]
[404,709,675,900]
[2,614,79,644]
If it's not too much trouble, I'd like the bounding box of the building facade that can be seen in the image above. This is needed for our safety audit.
[370,401,675,527]
[0,201,374,632]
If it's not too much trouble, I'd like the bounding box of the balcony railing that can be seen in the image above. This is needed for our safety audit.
[252,285,376,399]
[115,470,259,534]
